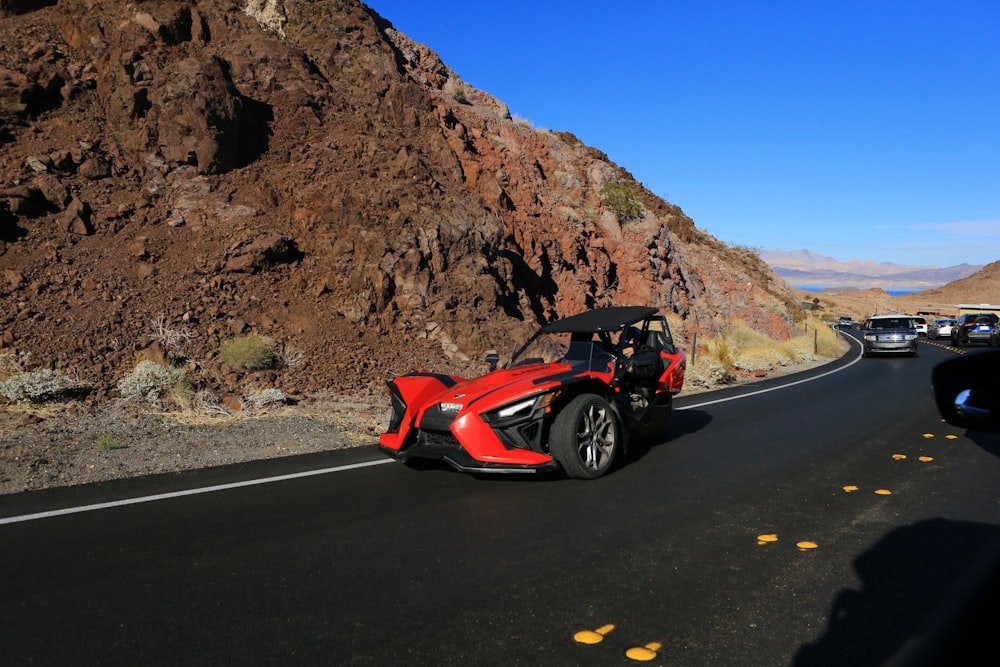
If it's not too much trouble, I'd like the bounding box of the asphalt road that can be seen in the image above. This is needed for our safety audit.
[2,331,999,666]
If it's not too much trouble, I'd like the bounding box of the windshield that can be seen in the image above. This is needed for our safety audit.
[868,318,915,330]
[509,331,615,369]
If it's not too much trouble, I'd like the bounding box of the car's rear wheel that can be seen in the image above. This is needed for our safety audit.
[550,394,619,479]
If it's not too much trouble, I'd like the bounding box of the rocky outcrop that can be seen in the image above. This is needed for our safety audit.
[0,0,801,398]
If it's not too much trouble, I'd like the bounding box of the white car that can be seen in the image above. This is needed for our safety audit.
[929,318,957,339]
[914,317,928,336]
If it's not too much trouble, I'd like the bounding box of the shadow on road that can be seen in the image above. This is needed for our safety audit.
[622,408,713,468]
[796,429,1000,667]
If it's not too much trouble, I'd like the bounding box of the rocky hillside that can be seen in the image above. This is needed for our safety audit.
[0,0,801,402]
[911,260,1000,305]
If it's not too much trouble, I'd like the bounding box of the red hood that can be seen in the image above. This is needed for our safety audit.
[427,358,609,413]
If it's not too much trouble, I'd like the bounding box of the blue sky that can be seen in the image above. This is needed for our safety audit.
[364,1,1000,268]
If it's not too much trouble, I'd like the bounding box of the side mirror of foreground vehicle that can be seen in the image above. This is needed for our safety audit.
[486,353,500,372]
[932,349,1000,432]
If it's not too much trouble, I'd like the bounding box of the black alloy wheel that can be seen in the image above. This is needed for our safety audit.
[550,394,620,479]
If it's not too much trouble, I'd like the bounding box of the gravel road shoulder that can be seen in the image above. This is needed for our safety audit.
[1,395,388,495]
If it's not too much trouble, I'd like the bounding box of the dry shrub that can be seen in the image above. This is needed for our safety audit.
[0,351,84,404]
[151,315,194,360]
[220,334,277,370]
[241,386,287,412]
[116,360,192,409]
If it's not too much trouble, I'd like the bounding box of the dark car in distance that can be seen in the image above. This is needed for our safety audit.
[951,313,999,347]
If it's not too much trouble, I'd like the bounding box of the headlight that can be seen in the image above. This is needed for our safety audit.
[496,398,536,419]
[865,335,876,341]
[491,391,561,421]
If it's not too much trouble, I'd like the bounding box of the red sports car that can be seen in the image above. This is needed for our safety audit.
[377,306,686,479]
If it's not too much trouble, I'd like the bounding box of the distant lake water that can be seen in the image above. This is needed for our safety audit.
[792,285,922,296]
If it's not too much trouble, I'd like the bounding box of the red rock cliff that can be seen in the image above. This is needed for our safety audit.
[0,0,800,396]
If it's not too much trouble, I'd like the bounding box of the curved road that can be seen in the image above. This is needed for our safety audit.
[2,331,998,665]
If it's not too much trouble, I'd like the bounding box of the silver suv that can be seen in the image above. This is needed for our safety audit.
[862,314,920,357]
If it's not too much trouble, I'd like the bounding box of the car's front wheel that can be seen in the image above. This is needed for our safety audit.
[550,394,620,479]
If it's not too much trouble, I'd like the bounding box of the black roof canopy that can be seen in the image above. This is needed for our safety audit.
[542,306,659,334]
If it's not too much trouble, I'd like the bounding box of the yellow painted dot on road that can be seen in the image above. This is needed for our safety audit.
[946,435,958,440]
[796,541,818,550]
[874,489,892,495]
[574,624,614,645]
[919,456,934,462]
[923,433,935,439]
[892,454,907,460]
[757,533,778,544]
[843,485,859,492]
[625,642,663,662]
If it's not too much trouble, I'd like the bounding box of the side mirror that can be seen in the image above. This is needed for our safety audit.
[486,353,500,372]
[932,350,1000,432]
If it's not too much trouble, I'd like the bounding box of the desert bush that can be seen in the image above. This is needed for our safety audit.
[278,342,306,369]
[732,243,763,258]
[0,368,83,404]
[512,114,533,129]
[191,390,232,416]
[116,360,191,409]
[150,315,194,360]
[705,334,736,373]
[241,386,287,412]
[220,334,277,370]
[96,436,121,451]
[733,348,788,372]
[448,83,470,105]
[0,350,27,376]
[599,183,641,224]
[684,355,730,389]
[558,205,583,227]
[0,352,83,404]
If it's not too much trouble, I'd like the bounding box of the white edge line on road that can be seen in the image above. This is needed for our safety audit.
[0,459,393,526]
[3,331,867,526]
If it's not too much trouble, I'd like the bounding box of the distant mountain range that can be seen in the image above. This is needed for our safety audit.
[760,249,984,292]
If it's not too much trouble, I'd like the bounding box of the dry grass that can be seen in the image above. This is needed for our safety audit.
[686,315,848,388]
[219,334,277,370]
